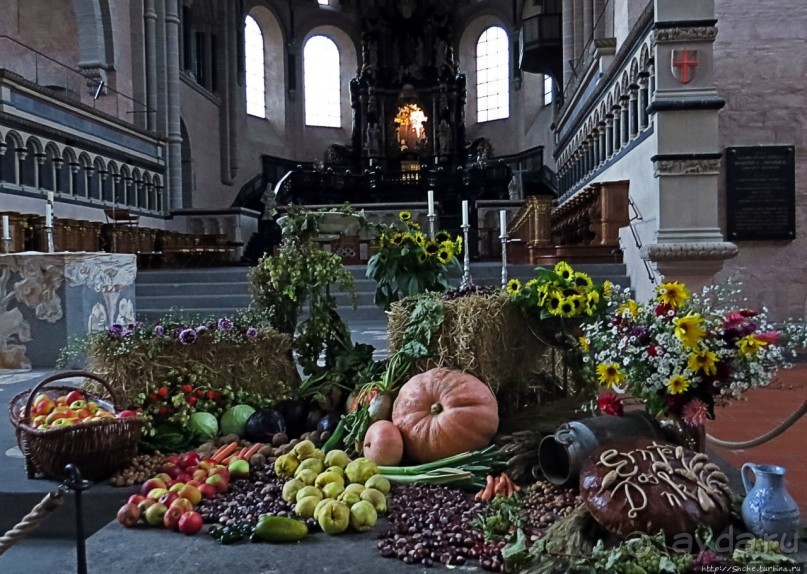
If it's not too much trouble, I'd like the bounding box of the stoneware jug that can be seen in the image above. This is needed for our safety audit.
[741,463,800,542]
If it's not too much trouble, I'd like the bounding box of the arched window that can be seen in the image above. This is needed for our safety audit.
[245,15,266,118]
[304,35,341,127]
[476,26,509,122]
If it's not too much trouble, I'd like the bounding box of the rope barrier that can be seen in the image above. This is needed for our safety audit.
[0,486,67,556]
[706,399,807,450]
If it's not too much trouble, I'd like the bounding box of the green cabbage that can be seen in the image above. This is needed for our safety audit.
[188,412,219,440]
[220,404,256,436]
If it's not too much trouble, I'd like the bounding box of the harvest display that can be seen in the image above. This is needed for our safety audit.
[15,211,804,573]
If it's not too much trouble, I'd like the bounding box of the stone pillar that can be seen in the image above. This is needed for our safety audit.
[638,73,649,130]
[165,0,183,210]
[592,129,600,166]
[620,95,630,146]
[611,106,621,153]
[562,0,575,89]
[144,0,158,131]
[629,84,639,138]
[640,0,736,293]
[604,115,613,158]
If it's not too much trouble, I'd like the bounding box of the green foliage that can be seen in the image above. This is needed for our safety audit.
[366,211,462,310]
[474,493,523,541]
[249,205,357,376]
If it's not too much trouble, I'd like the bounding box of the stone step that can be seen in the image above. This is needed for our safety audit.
[136,281,252,297]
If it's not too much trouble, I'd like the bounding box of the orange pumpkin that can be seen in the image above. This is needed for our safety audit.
[392,368,499,463]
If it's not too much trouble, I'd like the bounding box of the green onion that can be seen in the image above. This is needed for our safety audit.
[377,446,503,486]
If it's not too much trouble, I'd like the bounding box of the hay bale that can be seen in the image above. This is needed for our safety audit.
[85,328,297,406]
[388,293,576,411]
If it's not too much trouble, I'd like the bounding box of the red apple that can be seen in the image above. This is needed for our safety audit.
[166,454,181,466]
[177,484,202,506]
[116,409,137,418]
[184,465,198,475]
[198,483,217,500]
[169,497,194,513]
[205,474,229,494]
[143,502,168,527]
[163,465,183,480]
[192,469,208,481]
[179,451,200,469]
[176,473,193,484]
[117,503,141,527]
[153,472,172,484]
[127,494,147,506]
[158,491,178,507]
[65,390,84,404]
[178,511,204,535]
[186,479,203,488]
[140,477,167,497]
[208,467,230,481]
[163,506,184,531]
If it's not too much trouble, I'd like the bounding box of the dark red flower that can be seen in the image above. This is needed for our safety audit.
[187,396,197,406]
[205,390,216,401]
[194,389,203,397]
[647,344,659,357]
[655,303,673,317]
[158,406,171,417]
[157,386,169,398]
[148,393,158,403]
[181,384,193,394]
[597,392,624,416]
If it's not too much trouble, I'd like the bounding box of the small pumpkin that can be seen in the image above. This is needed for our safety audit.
[362,420,404,466]
[392,368,499,463]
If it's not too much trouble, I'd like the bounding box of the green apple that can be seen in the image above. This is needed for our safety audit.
[143,502,168,526]
[228,459,250,479]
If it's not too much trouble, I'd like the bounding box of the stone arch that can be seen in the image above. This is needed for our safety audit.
[72,0,115,73]
[20,136,41,187]
[630,59,639,84]
[131,167,144,207]
[640,43,651,70]
[119,164,132,205]
[142,172,154,210]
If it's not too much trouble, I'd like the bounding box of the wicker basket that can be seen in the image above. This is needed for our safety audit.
[9,371,143,481]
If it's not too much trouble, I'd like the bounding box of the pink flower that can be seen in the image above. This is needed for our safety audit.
[682,398,710,427]
[756,331,781,345]
[597,392,624,416]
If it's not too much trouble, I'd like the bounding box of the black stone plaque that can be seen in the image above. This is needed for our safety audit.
[726,146,795,240]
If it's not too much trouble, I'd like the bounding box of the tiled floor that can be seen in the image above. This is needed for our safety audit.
[707,364,807,518]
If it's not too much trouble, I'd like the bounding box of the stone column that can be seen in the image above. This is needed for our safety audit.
[629,85,639,138]
[592,129,600,166]
[144,0,158,131]
[611,105,621,153]
[604,115,613,158]
[165,0,183,210]
[638,73,649,130]
[562,0,575,89]
[620,95,630,146]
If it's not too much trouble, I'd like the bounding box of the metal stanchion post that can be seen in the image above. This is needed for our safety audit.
[428,214,436,239]
[500,232,509,288]
[64,464,91,574]
[460,222,472,289]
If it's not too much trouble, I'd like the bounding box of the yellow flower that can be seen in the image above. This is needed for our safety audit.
[536,285,549,306]
[617,299,639,317]
[390,233,404,246]
[554,261,574,281]
[436,248,452,264]
[558,297,577,317]
[688,349,718,375]
[506,278,522,296]
[439,240,455,258]
[413,232,426,246]
[417,252,427,264]
[596,363,625,388]
[407,221,421,231]
[455,236,463,252]
[674,313,705,348]
[737,335,768,356]
[657,281,690,307]
[578,336,590,351]
[667,374,690,395]
[573,272,593,290]
[399,211,412,221]
[547,291,564,315]
[425,241,440,256]
[435,230,451,243]
[602,280,613,299]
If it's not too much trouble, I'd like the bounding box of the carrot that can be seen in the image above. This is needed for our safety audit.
[244,443,262,461]
[237,446,249,459]
[494,475,508,497]
[211,441,238,463]
[480,474,496,502]
[502,472,520,492]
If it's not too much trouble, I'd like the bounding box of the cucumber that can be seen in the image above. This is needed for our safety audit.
[252,515,308,543]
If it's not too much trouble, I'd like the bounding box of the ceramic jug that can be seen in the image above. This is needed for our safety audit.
[741,463,800,542]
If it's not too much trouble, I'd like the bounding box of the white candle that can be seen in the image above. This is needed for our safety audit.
[500,210,508,237]
[45,203,53,228]
[2,215,9,240]
[47,191,54,204]
[428,190,435,217]
[462,200,469,227]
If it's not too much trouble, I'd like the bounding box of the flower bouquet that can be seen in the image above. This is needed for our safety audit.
[581,280,807,432]
[366,211,462,310]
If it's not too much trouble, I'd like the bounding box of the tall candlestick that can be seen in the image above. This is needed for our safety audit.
[461,200,469,227]
[499,210,509,288]
[2,215,9,240]
[427,189,435,217]
[499,210,507,236]
[47,191,54,204]
[45,203,53,228]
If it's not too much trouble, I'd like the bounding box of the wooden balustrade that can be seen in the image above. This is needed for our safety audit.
[506,194,555,264]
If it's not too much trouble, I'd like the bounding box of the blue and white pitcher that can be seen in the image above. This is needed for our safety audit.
[741,463,800,542]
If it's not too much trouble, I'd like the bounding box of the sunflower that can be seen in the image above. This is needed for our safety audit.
[435,230,452,243]
[737,335,768,356]
[578,336,590,351]
[602,280,613,299]
[558,297,577,317]
[413,232,426,246]
[667,374,691,395]
[439,240,455,258]
[547,291,564,315]
[407,221,421,231]
[436,248,452,264]
[596,363,625,388]
[554,261,574,281]
[535,284,550,307]
[617,299,639,317]
[425,241,440,256]
[573,272,594,290]
[506,278,522,296]
[674,312,705,348]
[657,281,690,307]
[417,252,427,264]
[455,236,463,252]
[525,278,540,291]
[688,348,718,375]
[399,211,412,221]
[390,233,404,246]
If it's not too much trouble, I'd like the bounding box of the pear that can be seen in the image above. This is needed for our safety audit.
[326,465,345,478]
[311,449,325,461]
[338,490,361,507]
[274,453,300,478]
[314,498,330,522]
[343,483,365,497]
[317,500,350,535]
[322,482,344,499]
[345,458,378,484]
[315,471,345,489]
[295,469,318,486]
[360,488,387,514]
[296,458,325,476]
[295,485,323,503]
[294,495,320,519]
[365,475,391,495]
[281,478,304,502]
[324,450,350,469]
[292,440,316,461]
[349,500,377,532]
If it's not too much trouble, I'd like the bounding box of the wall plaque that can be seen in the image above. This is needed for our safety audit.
[726,146,795,240]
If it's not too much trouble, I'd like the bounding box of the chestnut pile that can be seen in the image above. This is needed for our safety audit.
[517,481,582,541]
[109,452,168,486]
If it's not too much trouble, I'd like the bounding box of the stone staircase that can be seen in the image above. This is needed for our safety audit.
[135,263,631,325]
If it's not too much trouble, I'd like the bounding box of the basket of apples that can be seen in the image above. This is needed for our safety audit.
[9,371,144,481]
